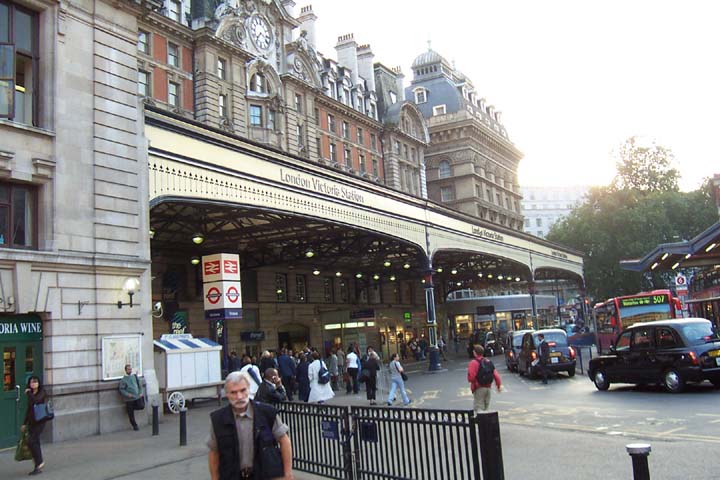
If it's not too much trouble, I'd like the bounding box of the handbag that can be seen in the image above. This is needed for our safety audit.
[359,368,369,383]
[318,361,331,385]
[14,429,32,462]
[33,401,54,422]
[134,396,146,410]
[401,372,409,382]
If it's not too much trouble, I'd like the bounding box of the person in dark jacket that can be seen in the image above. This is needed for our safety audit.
[207,371,293,480]
[22,375,49,475]
[277,349,297,401]
[255,368,287,404]
[296,353,311,402]
[228,350,242,372]
[259,350,276,376]
[364,347,381,405]
[537,333,551,384]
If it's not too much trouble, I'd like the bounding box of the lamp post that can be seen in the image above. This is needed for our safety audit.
[424,270,442,371]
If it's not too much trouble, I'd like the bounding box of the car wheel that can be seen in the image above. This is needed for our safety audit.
[526,362,535,379]
[593,369,610,391]
[567,366,576,377]
[518,362,525,376]
[663,368,685,393]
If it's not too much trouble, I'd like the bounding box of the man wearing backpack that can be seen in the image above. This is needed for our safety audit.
[467,345,502,414]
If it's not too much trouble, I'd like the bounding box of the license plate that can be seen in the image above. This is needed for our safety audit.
[550,352,561,357]
[709,350,720,358]
[551,357,559,364]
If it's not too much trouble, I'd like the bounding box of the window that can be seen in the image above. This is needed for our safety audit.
[632,328,654,350]
[0,182,36,248]
[439,160,451,179]
[342,121,349,139]
[267,109,276,130]
[218,94,227,117]
[275,273,287,302]
[389,91,397,104]
[296,124,304,146]
[524,219,530,228]
[414,88,427,104]
[1,3,38,125]
[403,144,409,159]
[249,104,262,126]
[314,107,319,123]
[372,157,378,176]
[393,140,401,154]
[656,327,678,348]
[168,0,182,22]
[327,114,336,133]
[343,147,351,166]
[294,275,307,302]
[217,58,226,80]
[138,30,150,53]
[295,93,303,113]
[250,73,267,93]
[167,43,179,67]
[370,134,377,151]
[323,277,334,303]
[315,137,321,156]
[486,189,491,201]
[440,186,454,202]
[338,278,349,303]
[615,331,632,352]
[357,127,364,145]
[495,193,501,205]
[432,104,446,116]
[138,71,150,97]
[536,218,542,227]
[359,153,366,173]
[329,142,337,162]
[168,81,179,107]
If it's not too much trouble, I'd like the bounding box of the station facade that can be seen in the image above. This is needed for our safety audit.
[0,0,584,446]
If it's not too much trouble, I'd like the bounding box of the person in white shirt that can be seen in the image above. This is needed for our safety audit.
[238,355,262,399]
[345,346,360,394]
[307,351,335,403]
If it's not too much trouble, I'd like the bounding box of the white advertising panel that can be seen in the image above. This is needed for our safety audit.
[202,253,241,283]
[203,281,243,310]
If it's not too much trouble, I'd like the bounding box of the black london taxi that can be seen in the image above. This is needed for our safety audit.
[517,329,577,379]
[504,329,534,372]
[588,318,720,393]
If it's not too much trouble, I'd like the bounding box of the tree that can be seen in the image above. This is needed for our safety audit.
[547,182,716,301]
[611,136,680,193]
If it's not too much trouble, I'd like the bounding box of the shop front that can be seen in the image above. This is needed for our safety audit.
[0,315,44,448]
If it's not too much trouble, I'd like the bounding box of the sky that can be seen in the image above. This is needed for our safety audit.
[304,0,719,191]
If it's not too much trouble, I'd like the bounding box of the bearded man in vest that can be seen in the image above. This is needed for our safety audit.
[207,371,294,480]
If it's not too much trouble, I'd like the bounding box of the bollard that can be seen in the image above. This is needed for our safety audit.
[626,443,651,480]
[475,412,505,480]
[152,405,159,436]
[179,408,187,446]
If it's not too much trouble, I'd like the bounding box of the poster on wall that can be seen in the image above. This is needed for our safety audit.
[102,335,143,381]
[170,310,189,334]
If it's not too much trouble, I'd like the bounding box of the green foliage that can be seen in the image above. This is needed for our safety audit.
[547,181,716,300]
[611,136,680,192]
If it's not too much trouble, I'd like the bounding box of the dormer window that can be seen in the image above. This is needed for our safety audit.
[432,104,446,116]
[389,91,397,104]
[414,88,427,104]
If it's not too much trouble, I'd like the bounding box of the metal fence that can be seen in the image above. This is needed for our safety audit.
[276,402,503,480]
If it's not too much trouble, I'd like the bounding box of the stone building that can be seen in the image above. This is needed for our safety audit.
[521,185,589,238]
[0,0,584,447]
[406,48,524,231]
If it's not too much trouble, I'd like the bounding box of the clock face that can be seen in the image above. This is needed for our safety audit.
[250,15,272,50]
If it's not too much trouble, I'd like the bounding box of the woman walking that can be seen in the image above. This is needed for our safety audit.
[364,348,380,405]
[387,353,411,406]
[22,375,49,475]
[308,351,335,403]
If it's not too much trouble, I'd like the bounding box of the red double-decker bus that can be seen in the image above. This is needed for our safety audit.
[593,289,683,352]
[686,269,720,327]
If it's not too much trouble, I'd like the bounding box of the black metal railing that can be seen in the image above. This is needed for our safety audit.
[276,402,504,480]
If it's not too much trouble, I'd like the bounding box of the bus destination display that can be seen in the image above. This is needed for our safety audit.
[619,295,668,308]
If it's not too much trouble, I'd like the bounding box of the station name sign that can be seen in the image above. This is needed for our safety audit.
[551,251,569,259]
[472,226,504,242]
[279,168,365,204]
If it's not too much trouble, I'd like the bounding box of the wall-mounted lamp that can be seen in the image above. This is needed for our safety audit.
[190,256,201,265]
[117,277,140,309]
[192,233,205,245]
[149,228,155,240]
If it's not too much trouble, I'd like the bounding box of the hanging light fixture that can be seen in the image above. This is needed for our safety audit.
[498,275,504,280]
[403,263,411,269]
[477,273,483,278]
[373,274,380,280]
[312,269,321,276]
[383,260,392,268]
[355,273,363,279]
[192,233,205,245]
[190,256,201,265]
[515,277,521,282]
[389,275,396,281]
[451,268,458,275]
[436,267,443,273]
[305,248,315,258]
[487,274,494,279]
[335,271,343,277]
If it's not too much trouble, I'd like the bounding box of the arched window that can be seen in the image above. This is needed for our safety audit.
[439,160,452,179]
[250,73,268,94]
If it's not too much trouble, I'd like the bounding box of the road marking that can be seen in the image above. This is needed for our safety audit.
[421,390,440,399]
[659,427,687,435]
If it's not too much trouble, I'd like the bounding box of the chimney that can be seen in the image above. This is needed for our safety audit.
[486,105,495,118]
[357,44,375,92]
[297,5,317,47]
[335,34,359,84]
[392,66,405,102]
[282,0,296,17]
[495,111,502,124]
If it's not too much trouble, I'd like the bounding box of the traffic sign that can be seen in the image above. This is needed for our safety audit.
[675,274,687,286]
[203,281,243,310]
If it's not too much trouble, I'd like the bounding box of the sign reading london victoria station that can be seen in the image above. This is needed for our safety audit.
[279,168,365,204]
[202,254,242,321]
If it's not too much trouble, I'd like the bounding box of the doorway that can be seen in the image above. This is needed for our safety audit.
[0,315,44,448]
[277,323,309,352]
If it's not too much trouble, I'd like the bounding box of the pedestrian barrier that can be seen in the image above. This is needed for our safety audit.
[276,402,504,480]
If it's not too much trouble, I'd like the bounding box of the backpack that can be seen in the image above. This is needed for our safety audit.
[318,361,331,384]
[475,358,495,385]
